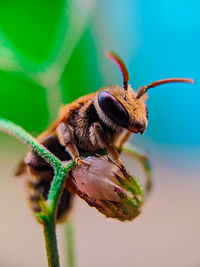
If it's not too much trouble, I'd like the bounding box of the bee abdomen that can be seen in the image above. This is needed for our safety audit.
[27,178,72,221]
[24,134,73,222]
[27,179,50,213]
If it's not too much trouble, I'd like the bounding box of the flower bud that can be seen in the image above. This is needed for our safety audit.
[66,156,143,221]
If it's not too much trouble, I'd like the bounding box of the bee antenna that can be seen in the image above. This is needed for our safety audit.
[136,78,194,99]
[106,51,129,90]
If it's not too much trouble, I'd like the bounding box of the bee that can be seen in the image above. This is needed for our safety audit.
[16,51,194,221]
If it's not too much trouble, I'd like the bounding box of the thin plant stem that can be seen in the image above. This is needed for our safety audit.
[47,163,75,215]
[0,118,76,267]
[66,219,75,267]
[43,217,60,267]
[0,118,61,169]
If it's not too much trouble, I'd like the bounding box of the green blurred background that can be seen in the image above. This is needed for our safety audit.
[0,1,199,266]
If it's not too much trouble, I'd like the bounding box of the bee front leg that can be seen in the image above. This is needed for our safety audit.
[117,131,132,152]
[122,144,152,199]
[90,122,123,167]
[56,122,89,166]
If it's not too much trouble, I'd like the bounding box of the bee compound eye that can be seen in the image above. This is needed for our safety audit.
[98,91,130,127]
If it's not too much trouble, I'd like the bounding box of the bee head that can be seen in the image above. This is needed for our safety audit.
[95,51,194,135]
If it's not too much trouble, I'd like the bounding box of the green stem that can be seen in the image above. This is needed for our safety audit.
[0,118,61,169]
[47,163,75,214]
[0,118,76,267]
[66,219,75,267]
[43,217,60,267]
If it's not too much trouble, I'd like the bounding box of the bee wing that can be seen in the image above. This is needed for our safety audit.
[38,92,96,141]
[16,92,96,174]
[15,102,79,176]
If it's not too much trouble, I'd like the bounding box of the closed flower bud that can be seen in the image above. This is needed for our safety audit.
[66,156,143,221]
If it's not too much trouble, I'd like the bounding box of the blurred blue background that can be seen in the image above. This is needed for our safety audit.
[95,0,199,168]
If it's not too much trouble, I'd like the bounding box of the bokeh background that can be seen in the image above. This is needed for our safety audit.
[0,1,199,266]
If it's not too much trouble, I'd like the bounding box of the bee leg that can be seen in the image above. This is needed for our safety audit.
[56,122,89,166]
[122,144,152,199]
[90,122,123,167]
[117,131,132,152]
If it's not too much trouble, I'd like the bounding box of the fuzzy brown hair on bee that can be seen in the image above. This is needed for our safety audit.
[16,51,194,222]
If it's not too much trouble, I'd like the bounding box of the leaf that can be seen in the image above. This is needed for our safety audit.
[0,70,48,132]
[60,27,102,103]
[0,0,96,131]
[0,0,96,78]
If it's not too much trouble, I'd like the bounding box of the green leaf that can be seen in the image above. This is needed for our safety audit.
[60,27,102,103]
[0,0,96,75]
[0,70,48,132]
[0,0,97,132]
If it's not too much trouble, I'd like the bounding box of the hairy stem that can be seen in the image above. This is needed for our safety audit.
[43,217,60,267]
[0,118,76,267]
[0,118,61,169]
[47,163,75,215]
